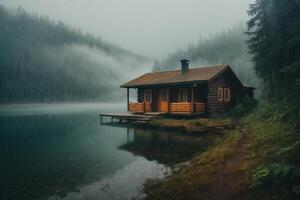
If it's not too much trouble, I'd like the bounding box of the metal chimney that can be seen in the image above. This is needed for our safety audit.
[180,59,189,74]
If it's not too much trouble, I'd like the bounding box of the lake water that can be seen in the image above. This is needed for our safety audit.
[0,103,210,200]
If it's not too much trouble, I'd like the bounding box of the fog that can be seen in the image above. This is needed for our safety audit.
[1,0,254,58]
[46,43,151,87]
[0,6,151,103]
[0,1,258,103]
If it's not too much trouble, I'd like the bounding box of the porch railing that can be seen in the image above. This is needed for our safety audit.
[128,102,144,113]
[170,102,205,113]
[170,102,191,113]
[129,102,205,113]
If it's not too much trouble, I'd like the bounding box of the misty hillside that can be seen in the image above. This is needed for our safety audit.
[154,25,258,88]
[0,6,150,103]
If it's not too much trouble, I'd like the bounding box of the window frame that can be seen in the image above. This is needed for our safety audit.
[224,88,231,102]
[217,87,224,101]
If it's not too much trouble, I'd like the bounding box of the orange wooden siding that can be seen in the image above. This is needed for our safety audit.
[170,102,191,113]
[195,102,205,113]
[129,101,205,114]
[128,102,144,113]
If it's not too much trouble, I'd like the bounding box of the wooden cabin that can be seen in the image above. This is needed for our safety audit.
[121,59,254,116]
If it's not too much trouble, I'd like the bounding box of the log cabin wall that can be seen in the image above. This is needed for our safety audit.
[194,83,208,102]
[207,70,240,114]
[138,85,208,110]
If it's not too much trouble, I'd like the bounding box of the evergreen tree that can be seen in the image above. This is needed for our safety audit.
[247,0,300,103]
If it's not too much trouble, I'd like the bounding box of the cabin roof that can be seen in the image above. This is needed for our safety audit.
[121,64,229,88]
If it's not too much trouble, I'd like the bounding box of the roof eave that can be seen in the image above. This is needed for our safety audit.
[207,65,230,83]
[120,80,207,88]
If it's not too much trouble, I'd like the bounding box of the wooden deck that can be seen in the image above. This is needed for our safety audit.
[99,112,165,123]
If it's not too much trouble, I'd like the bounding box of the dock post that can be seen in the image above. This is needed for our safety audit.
[127,127,129,143]
[100,115,103,124]
[191,86,195,113]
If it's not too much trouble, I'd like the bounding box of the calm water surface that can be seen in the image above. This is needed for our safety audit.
[0,103,209,200]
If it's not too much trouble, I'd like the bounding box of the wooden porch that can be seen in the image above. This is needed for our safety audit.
[99,112,165,124]
[128,102,205,114]
[126,85,207,115]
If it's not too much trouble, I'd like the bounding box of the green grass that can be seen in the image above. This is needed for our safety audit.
[241,103,300,199]
[147,118,233,133]
[142,102,300,200]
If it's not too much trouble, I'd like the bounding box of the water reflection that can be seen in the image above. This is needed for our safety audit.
[0,114,137,200]
[56,158,169,200]
[0,104,214,200]
[120,128,212,166]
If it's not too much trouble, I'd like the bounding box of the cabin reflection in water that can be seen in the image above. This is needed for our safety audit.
[120,128,214,166]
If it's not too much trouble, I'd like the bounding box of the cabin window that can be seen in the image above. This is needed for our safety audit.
[145,90,152,102]
[224,88,231,101]
[178,88,188,102]
[218,87,223,101]
[160,89,168,101]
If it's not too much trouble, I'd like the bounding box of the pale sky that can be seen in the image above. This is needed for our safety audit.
[1,0,254,58]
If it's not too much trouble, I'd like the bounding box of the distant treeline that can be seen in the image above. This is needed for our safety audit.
[247,0,300,105]
[0,6,148,103]
[153,24,259,89]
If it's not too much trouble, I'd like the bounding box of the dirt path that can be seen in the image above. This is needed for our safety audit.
[211,130,253,199]
[144,128,255,200]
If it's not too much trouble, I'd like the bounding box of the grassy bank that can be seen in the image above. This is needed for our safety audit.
[241,104,300,199]
[146,118,234,134]
[142,104,300,200]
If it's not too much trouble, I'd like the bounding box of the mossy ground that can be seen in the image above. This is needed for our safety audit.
[143,127,255,200]
[142,104,300,200]
[146,118,234,133]
[241,105,300,200]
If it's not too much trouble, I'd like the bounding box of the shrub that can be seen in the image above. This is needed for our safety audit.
[251,163,300,197]
[228,96,257,117]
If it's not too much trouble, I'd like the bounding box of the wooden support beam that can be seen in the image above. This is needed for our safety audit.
[127,128,129,143]
[167,87,170,113]
[191,86,195,113]
[127,88,129,111]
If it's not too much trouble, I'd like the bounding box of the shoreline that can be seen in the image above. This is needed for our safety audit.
[105,117,237,135]
[138,107,300,200]
[139,117,256,200]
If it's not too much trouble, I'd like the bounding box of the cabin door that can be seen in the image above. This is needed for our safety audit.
[159,89,168,112]
[152,89,158,112]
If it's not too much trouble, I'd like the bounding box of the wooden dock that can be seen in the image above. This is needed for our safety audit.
[99,112,165,123]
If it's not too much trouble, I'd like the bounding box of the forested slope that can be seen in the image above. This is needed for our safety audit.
[154,25,259,89]
[0,6,150,103]
[247,0,300,103]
